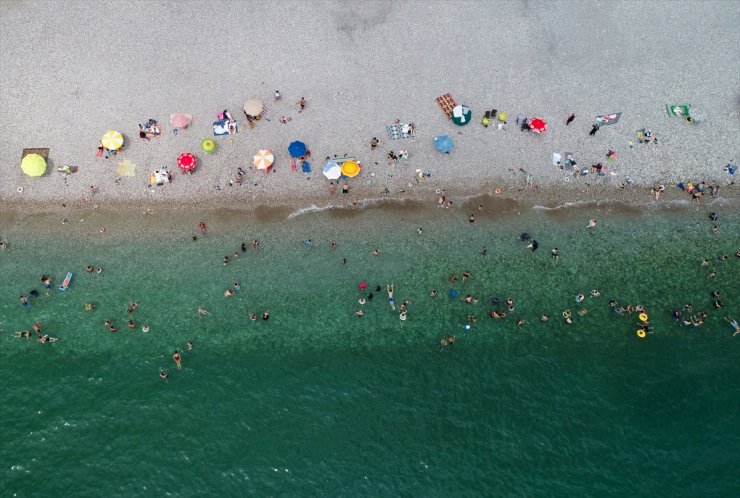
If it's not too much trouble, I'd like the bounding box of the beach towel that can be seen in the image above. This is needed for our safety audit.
[302,161,311,174]
[436,93,457,119]
[213,120,237,136]
[594,112,622,126]
[386,123,415,140]
[290,158,297,173]
[666,105,690,118]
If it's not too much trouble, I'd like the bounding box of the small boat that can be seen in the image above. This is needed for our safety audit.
[58,272,73,291]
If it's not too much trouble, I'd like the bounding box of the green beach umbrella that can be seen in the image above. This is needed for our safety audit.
[21,153,47,177]
[201,139,216,154]
[452,105,472,126]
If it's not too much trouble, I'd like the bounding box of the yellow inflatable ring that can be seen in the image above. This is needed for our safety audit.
[637,330,646,338]
[639,313,649,322]
[495,188,501,194]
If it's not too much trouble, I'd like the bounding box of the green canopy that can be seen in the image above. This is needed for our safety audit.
[21,153,46,177]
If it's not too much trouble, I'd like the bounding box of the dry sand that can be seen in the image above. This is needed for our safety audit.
[1,0,738,213]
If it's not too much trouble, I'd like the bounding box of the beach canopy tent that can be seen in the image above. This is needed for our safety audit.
[434,135,454,152]
[254,149,274,172]
[452,105,472,126]
[170,114,192,128]
[201,139,216,154]
[177,152,197,173]
[341,161,360,178]
[323,161,342,180]
[243,99,263,118]
[117,159,136,177]
[288,141,307,158]
[529,117,547,133]
[21,153,47,176]
[101,130,124,150]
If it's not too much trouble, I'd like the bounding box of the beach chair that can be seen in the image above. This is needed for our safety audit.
[436,93,457,119]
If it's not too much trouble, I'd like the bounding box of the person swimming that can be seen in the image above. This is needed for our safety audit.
[387,284,395,311]
[519,233,531,241]
[160,370,169,382]
[527,240,539,251]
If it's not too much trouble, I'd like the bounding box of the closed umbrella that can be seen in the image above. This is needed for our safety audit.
[434,135,454,152]
[452,105,472,126]
[288,141,307,158]
[170,114,192,128]
[341,161,360,178]
[243,99,263,117]
[101,130,124,150]
[254,149,274,171]
[323,161,342,180]
[21,153,47,177]
[177,152,197,173]
[529,117,547,133]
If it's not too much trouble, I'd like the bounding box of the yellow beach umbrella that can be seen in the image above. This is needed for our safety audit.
[341,161,360,178]
[101,130,124,150]
[253,149,274,171]
[117,159,136,177]
[201,139,216,154]
[21,153,47,177]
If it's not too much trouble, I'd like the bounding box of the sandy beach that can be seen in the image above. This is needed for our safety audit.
[1,0,738,212]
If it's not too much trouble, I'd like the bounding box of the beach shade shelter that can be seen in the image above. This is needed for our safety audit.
[529,117,547,133]
[201,139,216,154]
[452,105,472,126]
[254,149,274,172]
[170,113,192,128]
[243,99,263,118]
[21,153,47,176]
[341,161,360,178]
[323,161,342,180]
[288,141,307,158]
[177,152,197,174]
[101,130,124,150]
[117,159,136,177]
[434,135,454,153]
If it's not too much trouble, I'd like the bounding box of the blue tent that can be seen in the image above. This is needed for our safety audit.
[434,135,454,153]
[288,141,307,158]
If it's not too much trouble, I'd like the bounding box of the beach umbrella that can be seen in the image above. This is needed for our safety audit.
[288,141,307,158]
[323,161,342,180]
[177,152,197,173]
[452,105,472,126]
[101,130,124,150]
[254,149,274,171]
[529,117,547,133]
[243,99,263,117]
[116,159,136,177]
[201,139,216,154]
[170,113,192,128]
[434,135,454,153]
[341,161,360,178]
[21,153,46,177]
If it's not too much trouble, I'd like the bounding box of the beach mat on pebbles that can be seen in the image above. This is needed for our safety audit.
[436,93,457,119]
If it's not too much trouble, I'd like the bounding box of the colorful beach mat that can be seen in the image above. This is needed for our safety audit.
[594,112,622,126]
[212,120,238,136]
[666,105,690,118]
[436,93,457,119]
[386,123,415,140]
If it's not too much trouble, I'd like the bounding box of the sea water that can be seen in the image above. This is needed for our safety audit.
[1,200,738,497]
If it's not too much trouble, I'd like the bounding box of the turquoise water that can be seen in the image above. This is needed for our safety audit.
[1,201,739,496]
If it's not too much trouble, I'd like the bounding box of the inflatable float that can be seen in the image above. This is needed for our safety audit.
[58,272,73,291]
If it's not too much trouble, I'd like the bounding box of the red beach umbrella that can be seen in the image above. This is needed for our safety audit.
[177,152,197,173]
[529,117,547,133]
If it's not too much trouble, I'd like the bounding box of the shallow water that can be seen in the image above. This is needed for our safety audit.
[1,202,738,496]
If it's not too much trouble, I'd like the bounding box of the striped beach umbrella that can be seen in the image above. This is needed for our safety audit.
[254,149,274,171]
[341,161,360,178]
[101,130,124,150]
[177,152,197,173]
[21,153,47,176]
[322,161,342,180]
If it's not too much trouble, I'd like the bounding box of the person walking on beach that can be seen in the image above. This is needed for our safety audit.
[274,90,281,102]
[566,113,575,125]
[370,137,379,150]
[589,124,599,136]
[173,351,182,369]
[297,97,306,112]
[387,284,396,311]
[199,222,208,236]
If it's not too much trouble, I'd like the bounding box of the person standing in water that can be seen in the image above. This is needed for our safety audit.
[387,284,396,311]
[173,351,182,370]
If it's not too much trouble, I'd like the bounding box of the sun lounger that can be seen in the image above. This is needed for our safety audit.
[436,93,457,119]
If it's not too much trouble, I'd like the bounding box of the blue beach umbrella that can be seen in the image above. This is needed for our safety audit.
[288,141,307,158]
[434,135,454,153]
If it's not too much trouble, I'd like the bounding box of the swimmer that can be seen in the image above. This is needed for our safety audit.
[430,289,437,297]
[104,320,112,328]
[701,258,709,267]
[173,351,182,369]
[480,247,487,256]
[540,314,550,322]
[96,266,102,274]
[711,290,721,298]
[304,239,313,247]
[199,222,208,235]
[223,256,230,265]
[341,258,347,265]
[707,269,717,278]
[224,289,234,297]
[462,271,471,281]
[635,305,645,312]
[42,276,53,292]
[38,335,58,343]
[371,248,381,255]
[330,240,336,250]
[241,242,247,252]
[98,227,105,234]
[355,309,365,317]
[0,240,6,249]
[550,248,559,261]
[387,284,395,311]
[714,300,724,309]
[587,219,597,228]
[609,300,617,307]
[358,298,366,305]
[15,330,32,339]
[724,317,740,336]
[527,240,539,251]
[252,239,259,249]
[469,214,475,223]
[577,309,588,316]
[86,265,94,273]
[160,370,169,382]
[20,295,29,307]
[233,282,240,291]
[128,320,136,329]
[108,325,117,333]
[590,290,600,297]
[465,295,473,304]
[142,324,150,333]
[449,274,458,283]
[187,341,193,351]
[127,302,139,314]
[249,313,258,321]
[505,297,513,306]
[708,212,718,222]
[262,311,270,320]
[517,319,527,328]
[197,307,211,316]
[400,311,407,322]
[468,315,477,323]
[563,310,572,319]
[233,252,240,260]
[575,294,585,303]
[417,227,423,235]
[33,322,41,334]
